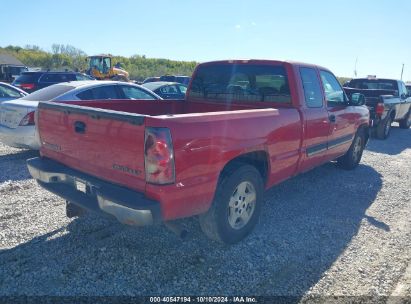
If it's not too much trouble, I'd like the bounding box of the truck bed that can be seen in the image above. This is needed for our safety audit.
[37,99,299,206]
[61,98,291,116]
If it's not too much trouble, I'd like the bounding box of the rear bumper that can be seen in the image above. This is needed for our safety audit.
[0,125,40,149]
[27,157,161,226]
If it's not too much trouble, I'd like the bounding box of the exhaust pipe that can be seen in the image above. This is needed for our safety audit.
[164,221,188,239]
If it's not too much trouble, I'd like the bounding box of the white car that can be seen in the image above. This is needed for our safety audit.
[0,82,28,103]
[0,81,162,149]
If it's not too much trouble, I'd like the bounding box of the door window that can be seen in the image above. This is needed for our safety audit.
[120,85,156,99]
[76,85,120,100]
[300,67,323,108]
[319,70,345,105]
[399,82,407,98]
[178,85,187,94]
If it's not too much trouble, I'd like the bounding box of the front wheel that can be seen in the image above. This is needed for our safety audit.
[337,129,365,170]
[199,164,264,244]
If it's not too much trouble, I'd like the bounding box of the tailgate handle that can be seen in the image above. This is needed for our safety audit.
[74,121,86,134]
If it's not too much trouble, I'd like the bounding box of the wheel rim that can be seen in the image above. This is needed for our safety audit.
[352,136,363,163]
[227,181,256,230]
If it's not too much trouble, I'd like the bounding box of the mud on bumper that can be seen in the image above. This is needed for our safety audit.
[27,157,161,226]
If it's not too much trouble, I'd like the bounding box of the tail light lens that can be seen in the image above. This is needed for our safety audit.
[376,103,385,116]
[144,127,175,184]
[20,83,35,90]
[19,111,35,126]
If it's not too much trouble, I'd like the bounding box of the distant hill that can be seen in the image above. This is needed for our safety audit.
[1,44,353,83]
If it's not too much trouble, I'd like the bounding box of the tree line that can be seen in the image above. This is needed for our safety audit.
[1,44,350,84]
[0,44,197,81]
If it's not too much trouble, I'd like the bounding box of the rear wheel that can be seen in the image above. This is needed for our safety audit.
[337,129,365,170]
[399,109,411,129]
[66,201,87,218]
[199,164,264,244]
[376,115,392,139]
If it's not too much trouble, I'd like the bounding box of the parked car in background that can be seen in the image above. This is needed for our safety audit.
[159,75,191,85]
[11,71,95,93]
[142,76,160,84]
[142,81,187,99]
[0,81,161,149]
[28,59,369,244]
[143,75,191,86]
[0,82,28,103]
[343,77,411,138]
[175,75,190,85]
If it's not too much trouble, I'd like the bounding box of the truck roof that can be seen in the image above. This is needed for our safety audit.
[198,59,330,71]
[350,77,402,82]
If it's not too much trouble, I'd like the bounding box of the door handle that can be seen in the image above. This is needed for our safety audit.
[329,114,336,123]
[74,121,86,134]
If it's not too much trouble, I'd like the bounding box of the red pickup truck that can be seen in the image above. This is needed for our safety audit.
[27,60,369,244]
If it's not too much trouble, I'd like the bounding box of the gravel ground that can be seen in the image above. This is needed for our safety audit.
[0,124,410,300]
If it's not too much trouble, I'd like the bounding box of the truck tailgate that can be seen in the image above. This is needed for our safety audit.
[37,101,147,192]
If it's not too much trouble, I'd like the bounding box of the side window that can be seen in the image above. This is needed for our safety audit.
[76,89,94,100]
[41,73,73,83]
[40,73,57,82]
[299,67,323,108]
[178,85,187,94]
[319,70,345,105]
[399,82,407,97]
[120,86,155,99]
[76,85,119,100]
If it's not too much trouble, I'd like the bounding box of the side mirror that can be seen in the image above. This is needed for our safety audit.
[350,93,365,106]
[400,93,407,100]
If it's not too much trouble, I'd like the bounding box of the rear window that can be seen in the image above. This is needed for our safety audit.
[40,73,76,83]
[20,84,76,101]
[190,64,291,103]
[347,79,398,90]
[14,73,41,83]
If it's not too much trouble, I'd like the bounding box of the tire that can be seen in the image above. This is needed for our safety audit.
[376,115,392,139]
[66,201,87,218]
[399,109,411,129]
[199,164,264,244]
[337,129,365,170]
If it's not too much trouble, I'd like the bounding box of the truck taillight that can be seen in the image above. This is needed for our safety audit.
[376,103,385,116]
[144,127,175,185]
[19,111,35,126]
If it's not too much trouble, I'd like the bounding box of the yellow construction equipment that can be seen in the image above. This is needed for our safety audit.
[86,54,129,81]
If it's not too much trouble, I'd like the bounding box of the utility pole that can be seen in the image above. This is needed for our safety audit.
[354,57,358,77]
[400,63,404,80]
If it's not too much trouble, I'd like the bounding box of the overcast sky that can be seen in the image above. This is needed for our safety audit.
[2,0,411,80]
